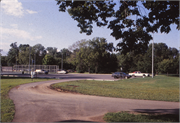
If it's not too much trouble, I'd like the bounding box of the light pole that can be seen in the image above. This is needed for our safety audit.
[0,49,3,72]
[61,52,63,70]
[14,42,18,72]
[152,32,154,78]
[34,49,37,71]
[29,47,31,74]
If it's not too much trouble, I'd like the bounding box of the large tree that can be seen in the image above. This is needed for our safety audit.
[33,44,46,65]
[68,37,117,73]
[56,0,179,54]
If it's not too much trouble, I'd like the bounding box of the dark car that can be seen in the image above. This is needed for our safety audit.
[112,72,131,79]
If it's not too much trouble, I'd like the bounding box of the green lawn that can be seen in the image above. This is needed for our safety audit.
[51,75,179,102]
[1,77,55,122]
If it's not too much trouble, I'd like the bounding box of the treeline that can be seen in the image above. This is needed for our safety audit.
[1,37,179,74]
[117,43,179,74]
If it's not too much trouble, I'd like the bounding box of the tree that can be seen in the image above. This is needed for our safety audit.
[68,37,117,73]
[6,42,19,66]
[46,47,57,57]
[18,44,30,65]
[56,1,179,54]
[18,47,31,65]
[56,48,73,70]
[1,56,8,66]
[158,59,173,75]
[42,54,56,65]
[33,44,46,65]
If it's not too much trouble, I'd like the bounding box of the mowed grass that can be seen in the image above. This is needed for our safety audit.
[51,75,179,102]
[1,77,55,122]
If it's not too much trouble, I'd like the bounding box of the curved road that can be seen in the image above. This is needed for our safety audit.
[9,77,179,122]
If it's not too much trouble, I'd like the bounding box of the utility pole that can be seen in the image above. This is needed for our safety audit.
[61,52,63,70]
[152,32,154,78]
[0,49,3,72]
[29,47,31,74]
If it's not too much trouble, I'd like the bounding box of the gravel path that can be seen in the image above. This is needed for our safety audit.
[9,79,179,122]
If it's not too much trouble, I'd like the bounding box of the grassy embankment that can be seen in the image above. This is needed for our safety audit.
[1,77,55,122]
[51,75,179,122]
[51,75,179,102]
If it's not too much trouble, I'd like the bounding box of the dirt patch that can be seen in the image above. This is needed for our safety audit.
[49,86,83,95]
[89,114,106,122]
[15,86,20,89]
[31,86,38,89]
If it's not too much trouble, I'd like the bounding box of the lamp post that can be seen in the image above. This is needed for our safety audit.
[29,47,31,74]
[0,49,2,72]
[152,32,154,78]
[34,49,38,71]
[61,52,63,70]
[14,42,18,72]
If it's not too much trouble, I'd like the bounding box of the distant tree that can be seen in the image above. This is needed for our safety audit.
[18,47,31,65]
[46,47,57,57]
[116,52,135,73]
[42,54,56,65]
[6,42,19,66]
[1,56,8,66]
[33,44,46,65]
[89,37,116,73]
[56,48,73,70]
[68,37,117,73]
[158,59,173,75]
[19,44,29,51]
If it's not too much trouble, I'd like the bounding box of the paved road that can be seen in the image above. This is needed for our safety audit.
[2,72,120,80]
[9,79,179,122]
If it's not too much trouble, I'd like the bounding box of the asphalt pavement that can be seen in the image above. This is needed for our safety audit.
[1,71,119,80]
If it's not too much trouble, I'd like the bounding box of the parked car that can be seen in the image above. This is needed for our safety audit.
[112,72,131,79]
[129,71,150,77]
[57,70,68,74]
[35,69,48,74]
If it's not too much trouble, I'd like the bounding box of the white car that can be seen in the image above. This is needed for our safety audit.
[57,70,68,74]
[129,71,150,77]
[35,69,48,74]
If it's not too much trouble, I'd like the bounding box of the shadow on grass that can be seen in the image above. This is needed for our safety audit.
[1,76,30,79]
[133,109,179,122]
[1,76,51,80]
[55,120,93,122]
[147,114,179,122]
[133,108,179,115]
[166,74,179,77]
[104,111,179,122]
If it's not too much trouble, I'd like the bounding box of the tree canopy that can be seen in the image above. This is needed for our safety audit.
[56,0,179,54]
[67,37,117,73]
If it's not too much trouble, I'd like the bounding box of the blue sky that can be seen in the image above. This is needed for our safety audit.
[1,0,179,56]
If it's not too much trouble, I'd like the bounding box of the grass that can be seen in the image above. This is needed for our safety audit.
[1,76,55,122]
[103,111,179,122]
[51,75,179,102]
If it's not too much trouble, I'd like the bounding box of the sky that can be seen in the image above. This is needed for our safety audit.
[0,0,179,56]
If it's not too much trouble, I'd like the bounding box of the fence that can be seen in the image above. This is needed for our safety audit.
[1,66,13,72]
[13,65,59,73]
